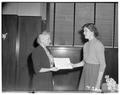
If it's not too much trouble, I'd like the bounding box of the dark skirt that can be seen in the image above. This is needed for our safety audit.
[32,72,53,91]
[78,63,100,91]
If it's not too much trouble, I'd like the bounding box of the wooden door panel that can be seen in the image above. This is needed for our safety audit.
[18,16,42,91]
[2,15,18,91]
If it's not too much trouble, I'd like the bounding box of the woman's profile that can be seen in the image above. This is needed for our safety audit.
[72,23,106,92]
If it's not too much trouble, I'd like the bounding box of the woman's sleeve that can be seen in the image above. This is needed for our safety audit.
[96,42,106,72]
[32,50,42,74]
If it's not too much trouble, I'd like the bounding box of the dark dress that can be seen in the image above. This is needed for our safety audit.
[32,45,53,91]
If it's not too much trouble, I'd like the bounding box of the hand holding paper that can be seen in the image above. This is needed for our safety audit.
[50,67,59,71]
[71,61,84,68]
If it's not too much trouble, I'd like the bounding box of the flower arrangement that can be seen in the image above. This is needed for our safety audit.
[102,75,118,92]
[85,75,118,93]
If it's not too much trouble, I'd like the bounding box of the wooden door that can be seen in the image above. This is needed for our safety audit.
[17,16,42,91]
[2,15,18,91]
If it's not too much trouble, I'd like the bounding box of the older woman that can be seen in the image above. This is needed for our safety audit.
[32,31,58,91]
[72,23,106,91]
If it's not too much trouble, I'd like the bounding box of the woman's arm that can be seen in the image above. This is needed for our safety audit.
[95,43,106,89]
[39,67,59,72]
[71,60,85,68]
[95,72,105,89]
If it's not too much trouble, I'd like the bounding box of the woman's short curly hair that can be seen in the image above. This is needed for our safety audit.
[37,31,50,44]
[82,23,99,37]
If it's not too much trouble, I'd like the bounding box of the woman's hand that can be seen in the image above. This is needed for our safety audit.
[39,67,59,73]
[50,67,59,72]
[95,71,104,89]
[95,80,101,89]
[70,62,79,68]
[70,61,84,68]
[70,63,75,68]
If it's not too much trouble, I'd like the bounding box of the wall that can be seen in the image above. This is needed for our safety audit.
[2,2,46,19]
[49,2,118,47]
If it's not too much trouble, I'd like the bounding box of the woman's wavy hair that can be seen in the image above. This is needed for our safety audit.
[82,23,99,37]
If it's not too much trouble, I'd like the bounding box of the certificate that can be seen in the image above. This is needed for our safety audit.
[53,58,73,69]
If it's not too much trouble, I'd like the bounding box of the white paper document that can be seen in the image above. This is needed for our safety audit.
[53,58,73,69]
